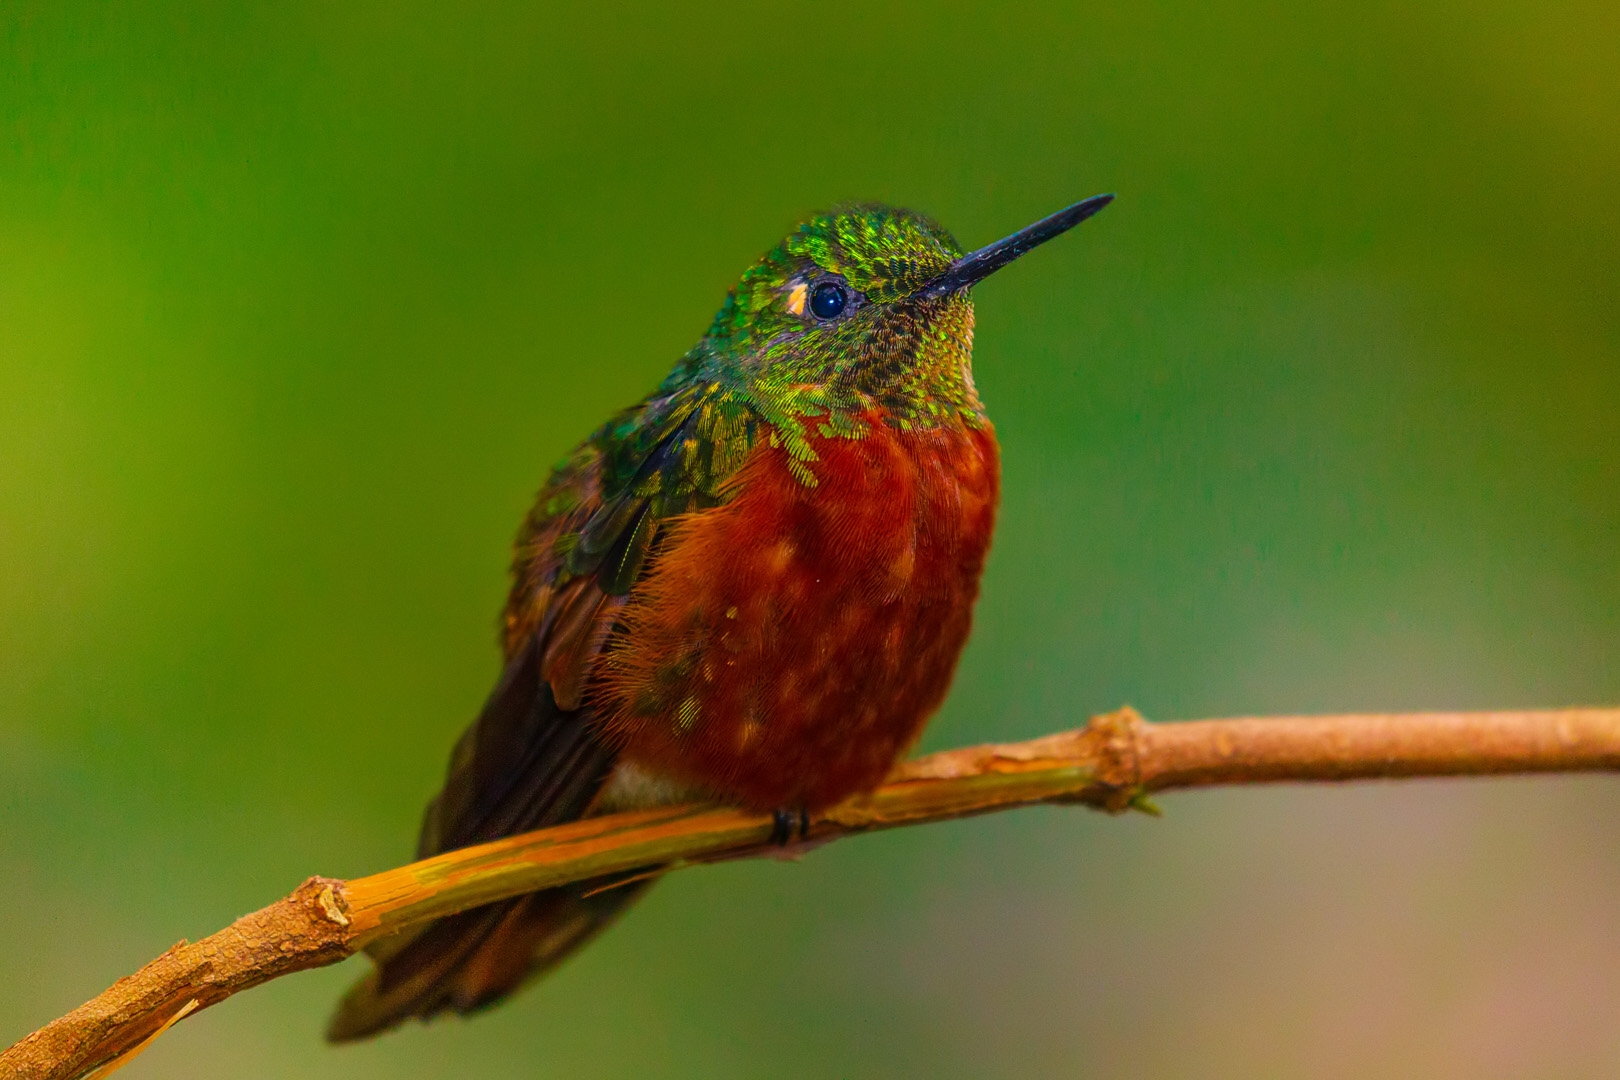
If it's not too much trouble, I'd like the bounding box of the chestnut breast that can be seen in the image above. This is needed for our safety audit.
[593,412,1000,810]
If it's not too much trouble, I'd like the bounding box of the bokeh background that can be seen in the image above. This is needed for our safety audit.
[4,2,1618,1076]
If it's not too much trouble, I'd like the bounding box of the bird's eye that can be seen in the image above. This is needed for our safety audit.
[809,282,847,319]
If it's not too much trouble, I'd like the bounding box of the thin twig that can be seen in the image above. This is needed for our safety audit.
[5,706,1618,1080]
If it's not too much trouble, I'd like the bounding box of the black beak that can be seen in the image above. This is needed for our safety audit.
[916,193,1114,299]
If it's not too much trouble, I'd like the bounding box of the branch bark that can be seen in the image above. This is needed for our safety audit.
[7,705,1619,1079]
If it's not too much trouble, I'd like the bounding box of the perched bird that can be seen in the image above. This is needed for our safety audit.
[328,194,1113,1041]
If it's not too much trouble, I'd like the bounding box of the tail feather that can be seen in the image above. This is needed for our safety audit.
[328,625,639,1043]
[327,874,654,1043]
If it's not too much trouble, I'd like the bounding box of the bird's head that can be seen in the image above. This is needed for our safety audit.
[697,196,1113,429]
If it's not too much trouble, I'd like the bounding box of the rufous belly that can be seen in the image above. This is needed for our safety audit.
[593,413,999,811]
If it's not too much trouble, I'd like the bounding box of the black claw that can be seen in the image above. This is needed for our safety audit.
[770,807,793,845]
[770,806,811,846]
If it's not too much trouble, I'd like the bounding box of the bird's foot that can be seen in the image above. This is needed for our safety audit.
[769,806,812,846]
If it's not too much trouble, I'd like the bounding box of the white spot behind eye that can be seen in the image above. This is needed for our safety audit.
[785,283,807,316]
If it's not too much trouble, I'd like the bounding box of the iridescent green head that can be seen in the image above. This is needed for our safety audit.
[707,204,963,348]
[687,196,1114,443]
[692,204,970,439]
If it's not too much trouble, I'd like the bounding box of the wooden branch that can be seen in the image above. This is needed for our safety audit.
[7,706,1620,1080]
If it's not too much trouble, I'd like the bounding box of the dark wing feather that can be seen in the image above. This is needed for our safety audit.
[416,632,612,858]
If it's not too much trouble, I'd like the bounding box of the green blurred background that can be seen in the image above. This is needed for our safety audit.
[3,1,1618,1076]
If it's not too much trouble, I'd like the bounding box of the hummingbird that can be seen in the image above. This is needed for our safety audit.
[327,193,1114,1040]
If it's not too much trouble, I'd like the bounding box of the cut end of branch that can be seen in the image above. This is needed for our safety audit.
[315,880,351,927]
